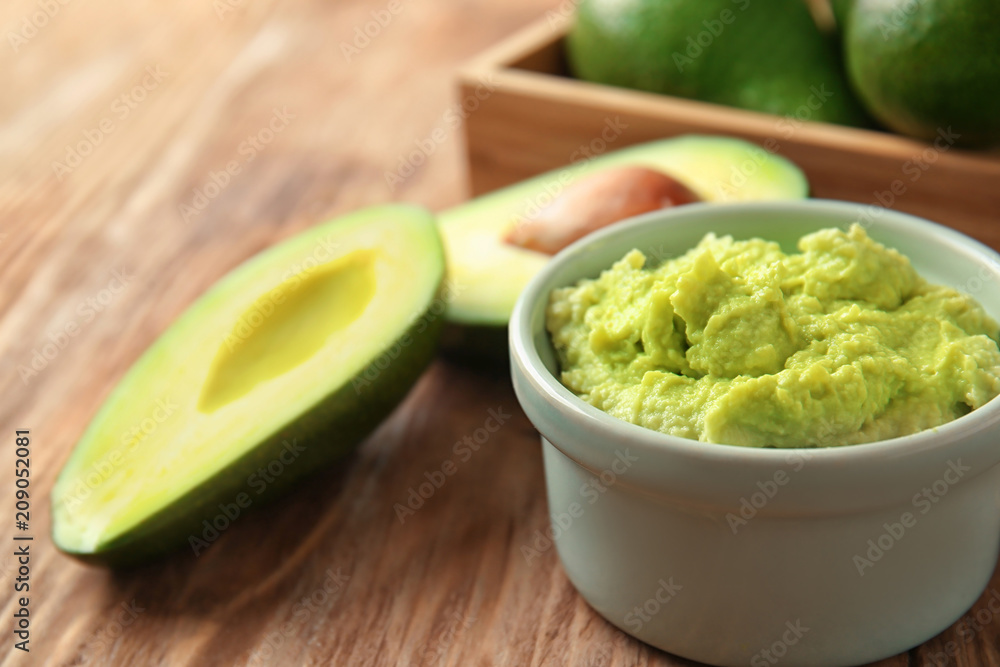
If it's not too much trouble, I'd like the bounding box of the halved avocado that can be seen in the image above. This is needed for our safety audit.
[439,135,808,331]
[52,205,444,565]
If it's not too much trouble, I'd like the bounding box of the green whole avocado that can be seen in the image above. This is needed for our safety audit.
[52,205,445,565]
[567,0,871,126]
[845,0,1000,146]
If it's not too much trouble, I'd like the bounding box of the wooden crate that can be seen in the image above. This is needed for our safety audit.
[457,18,1000,249]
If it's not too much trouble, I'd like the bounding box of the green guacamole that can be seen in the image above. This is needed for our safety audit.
[547,224,1000,447]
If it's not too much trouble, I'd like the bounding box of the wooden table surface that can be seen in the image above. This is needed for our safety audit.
[2,0,999,665]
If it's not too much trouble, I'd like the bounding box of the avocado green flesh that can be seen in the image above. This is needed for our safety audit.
[52,205,444,563]
[567,0,870,126]
[439,136,809,328]
[548,224,1000,447]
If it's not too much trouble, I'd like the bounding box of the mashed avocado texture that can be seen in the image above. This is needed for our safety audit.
[547,225,1000,447]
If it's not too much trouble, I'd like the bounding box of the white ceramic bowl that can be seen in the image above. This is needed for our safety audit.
[509,200,1000,667]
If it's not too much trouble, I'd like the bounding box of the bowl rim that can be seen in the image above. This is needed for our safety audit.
[509,199,1000,469]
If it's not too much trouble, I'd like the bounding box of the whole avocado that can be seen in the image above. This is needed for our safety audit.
[845,0,1000,146]
[567,0,870,126]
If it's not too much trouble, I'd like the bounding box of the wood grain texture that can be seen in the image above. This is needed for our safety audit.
[1,1,999,666]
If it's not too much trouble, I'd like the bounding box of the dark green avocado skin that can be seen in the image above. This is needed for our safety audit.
[845,0,1000,146]
[567,0,871,127]
[56,288,445,567]
[830,0,853,29]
